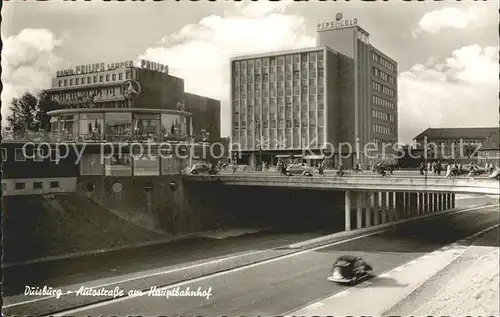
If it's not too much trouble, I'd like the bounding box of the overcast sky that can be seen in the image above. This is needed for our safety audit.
[2,0,498,143]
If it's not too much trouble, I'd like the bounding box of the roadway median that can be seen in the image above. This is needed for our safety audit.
[4,201,496,317]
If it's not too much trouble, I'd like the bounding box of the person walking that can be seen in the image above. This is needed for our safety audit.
[318,160,325,177]
[446,163,452,179]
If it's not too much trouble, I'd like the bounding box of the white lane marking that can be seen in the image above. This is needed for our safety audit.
[4,249,269,308]
[332,291,349,297]
[18,204,498,314]
[305,302,325,310]
[51,229,391,315]
[296,222,500,317]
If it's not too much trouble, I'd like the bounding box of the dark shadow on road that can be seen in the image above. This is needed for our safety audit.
[369,276,409,288]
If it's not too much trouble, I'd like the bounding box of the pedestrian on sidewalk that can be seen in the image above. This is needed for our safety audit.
[446,164,452,178]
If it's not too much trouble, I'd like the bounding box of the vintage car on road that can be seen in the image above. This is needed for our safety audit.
[327,255,373,285]
[188,163,218,175]
[285,163,315,176]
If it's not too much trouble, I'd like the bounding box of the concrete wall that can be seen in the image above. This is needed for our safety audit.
[76,176,350,235]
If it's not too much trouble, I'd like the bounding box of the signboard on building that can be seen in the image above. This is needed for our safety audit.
[56,60,134,77]
[139,59,169,74]
[317,13,358,31]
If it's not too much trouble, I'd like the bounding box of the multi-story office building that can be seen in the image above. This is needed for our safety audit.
[317,16,398,157]
[230,15,398,167]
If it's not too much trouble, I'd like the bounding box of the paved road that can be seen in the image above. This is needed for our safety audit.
[57,204,499,316]
[3,231,326,297]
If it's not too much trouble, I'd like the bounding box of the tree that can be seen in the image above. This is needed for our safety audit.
[36,91,61,131]
[6,92,38,134]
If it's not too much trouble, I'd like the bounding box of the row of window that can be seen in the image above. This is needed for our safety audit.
[234,117,325,129]
[58,71,131,88]
[372,67,395,85]
[371,52,395,72]
[234,51,324,70]
[372,109,395,123]
[372,124,395,136]
[234,95,325,111]
[424,139,484,146]
[234,77,324,92]
[235,68,324,84]
[372,95,395,110]
[7,180,61,191]
[52,87,121,103]
[233,131,325,149]
[372,81,395,97]
[235,62,322,76]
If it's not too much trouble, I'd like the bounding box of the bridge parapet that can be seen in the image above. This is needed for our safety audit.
[185,175,500,195]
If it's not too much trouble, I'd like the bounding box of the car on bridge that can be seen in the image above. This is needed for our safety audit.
[285,163,315,176]
[188,163,218,175]
[488,167,500,179]
[461,163,486,175]
[327,255,373,285]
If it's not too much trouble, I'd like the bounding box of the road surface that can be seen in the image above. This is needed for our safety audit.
[50,204,499,316]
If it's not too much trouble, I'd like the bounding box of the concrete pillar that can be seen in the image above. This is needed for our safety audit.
[451,193,456,208]
[428,193,434,213]
[396,192,404,220]
[433,193,439,212]
[365,192,372,227]
[380,192,387,223]
[388,192,395,221]
[356,192,363,229]
[345,191,351,231]
[373,192,380,225]
[423,193,429,214]
[410,193,418,217]
[443,193,448,210]
[404,192,411,218]
[418,193,424,215]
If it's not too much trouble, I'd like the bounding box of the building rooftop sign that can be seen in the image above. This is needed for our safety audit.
[317,13,358,31]
[56,59,169,78]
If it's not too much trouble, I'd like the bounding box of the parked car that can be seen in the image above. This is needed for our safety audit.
[327,255,373,285]
[188,163,218,175]
[461,163,486,175]
[488,167,500,179]
[285,163,315,176]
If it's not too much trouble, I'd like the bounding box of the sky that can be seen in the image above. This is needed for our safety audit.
[2,0,498,144]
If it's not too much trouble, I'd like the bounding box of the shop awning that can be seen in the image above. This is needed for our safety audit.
[305,155,325,160]
[275,154,303,158]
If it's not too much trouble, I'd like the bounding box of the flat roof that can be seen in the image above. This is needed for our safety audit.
[229,46,335,62]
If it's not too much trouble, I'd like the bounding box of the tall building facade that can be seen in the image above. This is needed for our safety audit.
[230,15,398,167]
[317,17,398,155]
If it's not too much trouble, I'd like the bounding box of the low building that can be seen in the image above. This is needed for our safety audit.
[412,127,500,165]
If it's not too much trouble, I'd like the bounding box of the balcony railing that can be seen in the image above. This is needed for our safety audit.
[1,130,206,144]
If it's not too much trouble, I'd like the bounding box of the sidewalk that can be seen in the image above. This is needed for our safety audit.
[287,225,497,316]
